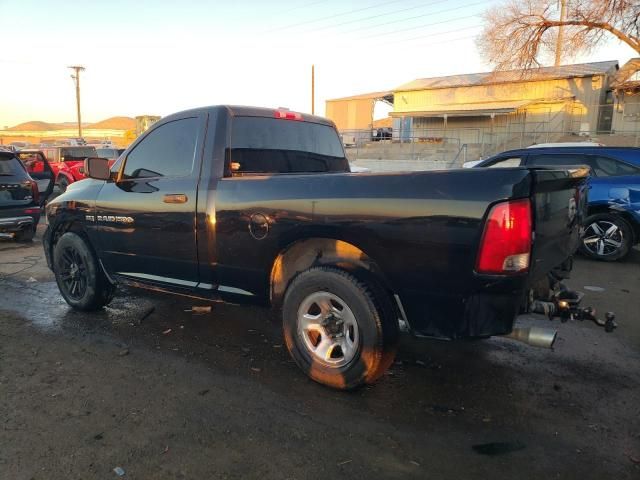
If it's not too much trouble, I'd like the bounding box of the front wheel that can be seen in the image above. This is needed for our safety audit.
[282,266,398,390]
[579,214,633,261]
[53,232,115,310]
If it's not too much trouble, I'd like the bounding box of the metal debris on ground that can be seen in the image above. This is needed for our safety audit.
[337,459,352,466]
[26,277,37,282]
[113,466,125,476]
[251,367,262,372]
[583,286,605,292]
[118,348,129,357]
[185,306,212,314]
[409,460,420,466]
[139,306,155,323]
[162,329,172,335]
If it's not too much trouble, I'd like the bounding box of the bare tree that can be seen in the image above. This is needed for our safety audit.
[478,0,640,71]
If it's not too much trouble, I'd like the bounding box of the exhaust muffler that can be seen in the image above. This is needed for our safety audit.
[504,327,557,349]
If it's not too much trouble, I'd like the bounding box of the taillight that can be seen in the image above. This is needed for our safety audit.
[274,110,302,120]
[476,198,532,275]
[30,180,39,205]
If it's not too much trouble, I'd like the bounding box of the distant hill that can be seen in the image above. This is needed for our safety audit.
[8,121,58,131]
[90,117,136,130]
[7,117,135,131]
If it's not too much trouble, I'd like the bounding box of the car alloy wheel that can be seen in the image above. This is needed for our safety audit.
[57,245,89,300]
[297,291,360,368]
[582,220,624,257]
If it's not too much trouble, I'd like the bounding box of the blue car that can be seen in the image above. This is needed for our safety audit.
[475,146,640,261]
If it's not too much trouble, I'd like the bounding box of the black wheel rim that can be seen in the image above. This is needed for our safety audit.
[582,220,624,257]
[58,246,88,300]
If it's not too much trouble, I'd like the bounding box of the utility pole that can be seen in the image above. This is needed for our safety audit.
[555,0,567,66]
[68,65,85,137]
[311,64,315,115]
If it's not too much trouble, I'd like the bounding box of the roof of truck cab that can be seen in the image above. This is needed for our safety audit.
[160,105,335,127]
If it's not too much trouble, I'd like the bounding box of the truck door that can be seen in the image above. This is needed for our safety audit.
[94,113,206,287]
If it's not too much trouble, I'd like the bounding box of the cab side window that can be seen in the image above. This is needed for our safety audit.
[586,156,640,177]
[486,157,522,168]
[527,154,588,168]
[122,118,198,179]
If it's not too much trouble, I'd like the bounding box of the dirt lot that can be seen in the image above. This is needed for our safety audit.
[1,224,639,479]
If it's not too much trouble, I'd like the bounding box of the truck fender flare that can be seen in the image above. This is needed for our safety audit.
[269,237,393,308]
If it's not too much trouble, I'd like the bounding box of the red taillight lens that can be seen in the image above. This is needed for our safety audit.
[476,198,532,275]
[274,110,302,120]
[30,180,39,205]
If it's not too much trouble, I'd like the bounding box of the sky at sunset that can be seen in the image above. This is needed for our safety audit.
[1,0,637,127]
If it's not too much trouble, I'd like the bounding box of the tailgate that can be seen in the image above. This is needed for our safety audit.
[529,166,589,282]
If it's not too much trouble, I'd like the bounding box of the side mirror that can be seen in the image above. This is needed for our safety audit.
[84,157,111,180]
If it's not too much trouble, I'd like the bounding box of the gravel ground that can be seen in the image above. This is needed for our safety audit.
[1,224,639,479]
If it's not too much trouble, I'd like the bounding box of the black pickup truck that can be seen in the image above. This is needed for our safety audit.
[44,106,590,389]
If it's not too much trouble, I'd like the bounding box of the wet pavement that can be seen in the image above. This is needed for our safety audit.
[1,224,639,479]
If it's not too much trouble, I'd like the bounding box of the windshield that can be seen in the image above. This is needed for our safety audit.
[60,147,97,161]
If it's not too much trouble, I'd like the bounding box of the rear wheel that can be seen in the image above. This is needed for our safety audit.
[14,226,36,243]
[579,214,633,261]
[56,177,69,193]
[282,266,398,390]
[53,232,115,310]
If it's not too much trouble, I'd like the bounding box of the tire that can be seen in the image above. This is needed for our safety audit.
[14,226,36,243]
[282,266,398,390]
[52,232,116,310]
[579,213,633,261]
[56,177,69,193]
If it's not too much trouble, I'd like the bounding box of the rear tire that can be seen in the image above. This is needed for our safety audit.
[282,266,398,390]
[53,232,115,310]
[579,214,633,261]
[56,177,69,193]
[14,226,36,243]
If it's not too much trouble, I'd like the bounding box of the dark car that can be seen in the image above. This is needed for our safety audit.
[45,105,593,390]
[0,150,53,242]
[475,146,640,261]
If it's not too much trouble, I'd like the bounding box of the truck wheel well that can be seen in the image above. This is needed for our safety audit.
[269,238,394,309]
[49,221,87,257]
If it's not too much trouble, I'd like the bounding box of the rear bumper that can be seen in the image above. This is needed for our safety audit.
[0,215,37,233]
[400,274,527,339]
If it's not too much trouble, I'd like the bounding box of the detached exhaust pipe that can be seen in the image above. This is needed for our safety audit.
[504,327,557,349]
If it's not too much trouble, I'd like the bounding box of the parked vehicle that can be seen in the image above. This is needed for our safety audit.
[96,148,124,162]
[30,146,99,192]
[15,150,55,205]
[474,146,640,261]
[1,150,53,241]
[45,106,593,389]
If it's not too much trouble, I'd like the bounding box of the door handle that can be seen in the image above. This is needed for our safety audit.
[163,194,188,204]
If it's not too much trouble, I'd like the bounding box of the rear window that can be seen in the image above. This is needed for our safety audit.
[61,147,97,161]
[0,156,26,176]
[228,117,347,175]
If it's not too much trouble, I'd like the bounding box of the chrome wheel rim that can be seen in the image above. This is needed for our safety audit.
[582,220,624,257]
[297,291,359,368]
[58,246,88,300]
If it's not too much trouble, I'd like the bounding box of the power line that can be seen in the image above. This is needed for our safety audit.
[263,0,409,33]
[375,24,482,47]
[361,13,478,40]
[304,0,448,34]
[355,0,486,38]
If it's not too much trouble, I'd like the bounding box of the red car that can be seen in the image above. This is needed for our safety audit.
[27,146,98,192]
